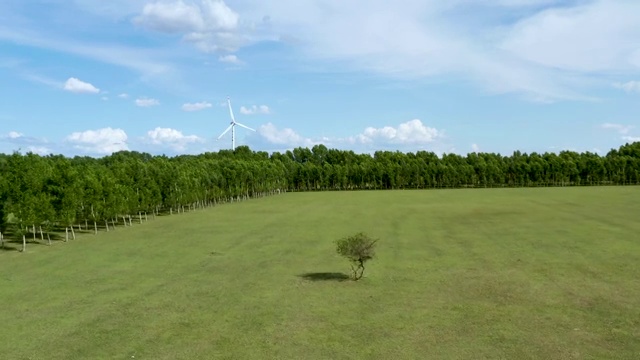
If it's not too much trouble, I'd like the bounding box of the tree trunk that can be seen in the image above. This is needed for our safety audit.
[94,221,98,235]
[145,212,148,222]
[0,232,4,248]
[128,215,133,226]
[105,220,109,232]
[71,226,76,240]
[39,226,44,242]
[65,227,69,242]
[32,224,36,242]
[22,234,26,252]
[139,212,142,224]
[47,232,51,246]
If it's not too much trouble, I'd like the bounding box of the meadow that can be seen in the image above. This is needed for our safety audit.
[1,187,639,359]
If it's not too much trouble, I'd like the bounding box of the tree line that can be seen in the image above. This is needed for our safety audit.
[1,142,639,251]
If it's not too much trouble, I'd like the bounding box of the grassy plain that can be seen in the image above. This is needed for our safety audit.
[1,187,639,359]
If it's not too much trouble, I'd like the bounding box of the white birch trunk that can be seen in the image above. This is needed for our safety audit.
[65,227,69,242]
[105,220,109,232]
[22,234,26,252]
[128,215,133,226]
[32,224,36,242]
[94,221,98,235]
[39,226,44,242]
[47,232,51,246]
[71,226,76,240]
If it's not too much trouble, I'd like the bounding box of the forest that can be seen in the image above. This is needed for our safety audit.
[1,141,640,250]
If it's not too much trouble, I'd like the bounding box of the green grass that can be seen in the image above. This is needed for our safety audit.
[1,187,640,359]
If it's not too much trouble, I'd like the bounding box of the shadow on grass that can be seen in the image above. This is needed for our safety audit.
[298,272,351,282]
[0,244,18,252]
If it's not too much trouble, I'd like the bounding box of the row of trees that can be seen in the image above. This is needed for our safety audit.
[1,142,639,251]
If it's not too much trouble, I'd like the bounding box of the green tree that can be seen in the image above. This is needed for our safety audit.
[335,232,378,281]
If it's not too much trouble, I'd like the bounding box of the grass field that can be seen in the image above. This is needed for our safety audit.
[1,187,639,359]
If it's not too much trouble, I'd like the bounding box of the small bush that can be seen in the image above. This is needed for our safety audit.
[335,232,378,281]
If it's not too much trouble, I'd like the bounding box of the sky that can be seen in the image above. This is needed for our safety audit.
[1,0,639,157]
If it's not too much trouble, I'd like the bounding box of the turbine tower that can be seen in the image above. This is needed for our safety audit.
[217,96,255,150]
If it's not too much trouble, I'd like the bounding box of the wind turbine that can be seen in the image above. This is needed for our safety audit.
[217,96,255,150]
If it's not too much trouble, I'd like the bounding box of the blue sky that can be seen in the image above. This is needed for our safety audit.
[1,0,639,157]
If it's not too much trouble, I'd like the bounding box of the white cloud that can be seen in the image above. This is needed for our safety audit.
[240,105,270,115]
[256,119,445,152]
[66,127,129,154]
[613,81,640,93]
[247,0,640,101]
[602,123,633,135]
[8,131,23,139]
[101,96,109,101]
[258,122,316,147]
[134,0,238,32]
[622,136,640,143]
[0,26,171,76]
[26,146,51,155]
[135,97,160,107]
[133,0,244,53]
[500,1,640,73]
[63,77,100,94]
[218,54,240,64]
[355,119,441,145]
[471,143,480,153]
[145,127,203,151]
[118,93,129,98]
[182,101,212,111]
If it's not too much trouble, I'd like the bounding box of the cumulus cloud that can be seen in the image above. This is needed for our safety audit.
[25,146,51,155]
[256,119,444,152]
[135,97,160,107]
[354,119,441,145]
[471,143,480,153]
[622,136,640,143]
[133,0,245,53]
[240,105,270,115]
[613,81,640,93]
[66,127,129,154]
[218,54,241,64]
[1,131,50,152]
[257,123,316,147]
[63,77,100,94]
[602,123,640,144]
[118,93,129,99]
[7,131,23,139]
[145,127,203,151]
[602,123,633,135]
[182,101,212,111]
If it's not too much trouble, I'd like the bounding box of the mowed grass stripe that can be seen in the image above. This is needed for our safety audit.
[1,187,639,359]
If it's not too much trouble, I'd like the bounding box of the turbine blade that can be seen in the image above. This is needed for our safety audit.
[217,124,234,139]
[235,122,255,132]
[227,98,236,123]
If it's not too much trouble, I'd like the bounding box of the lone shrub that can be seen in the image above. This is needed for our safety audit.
[335,232,378,281]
